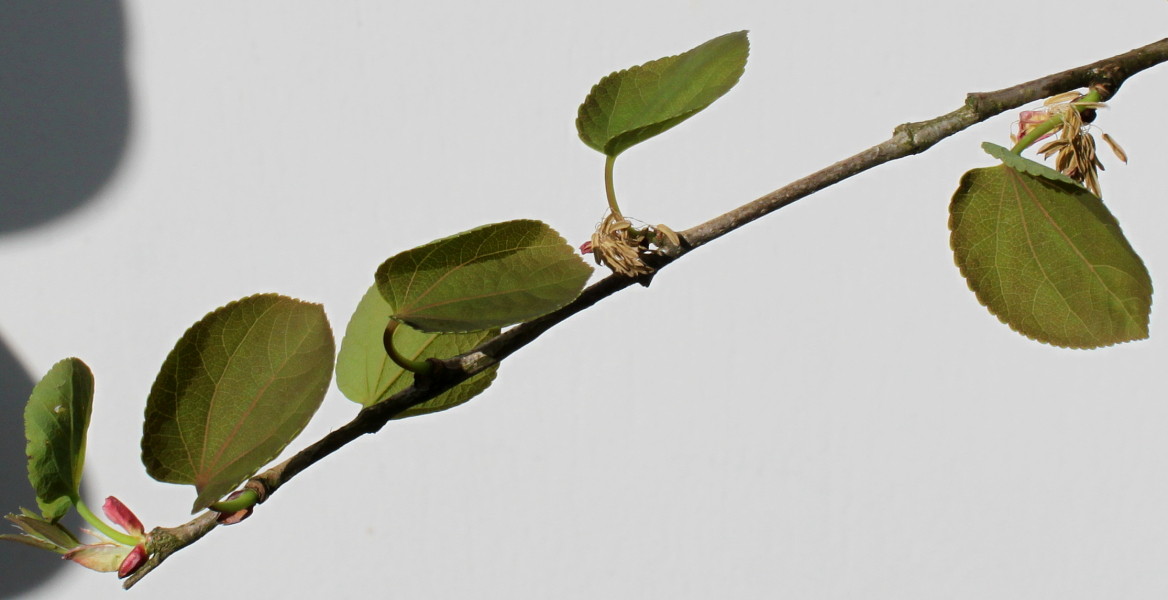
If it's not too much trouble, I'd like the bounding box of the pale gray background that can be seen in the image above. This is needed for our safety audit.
[3,1,1168,598]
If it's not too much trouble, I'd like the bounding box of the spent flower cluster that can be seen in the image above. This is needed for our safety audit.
[1012,90,1127,196]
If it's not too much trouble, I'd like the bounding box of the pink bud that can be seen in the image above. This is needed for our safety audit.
[1014,109,1054,142]
[579,241,593,254]
[118,544,148,579]
[102,496,144,538]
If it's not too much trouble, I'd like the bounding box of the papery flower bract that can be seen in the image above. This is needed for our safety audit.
[1013,109,1055,143]
[64,542,137,573]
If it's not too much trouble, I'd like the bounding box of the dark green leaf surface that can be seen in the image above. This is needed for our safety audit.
[576,31,748,157]
[25,358,93,521]
[336,285,498,416]
[950,165,1152,348]
[982,142,1081,187]
[142,294,336,512]
[376,220,592,333]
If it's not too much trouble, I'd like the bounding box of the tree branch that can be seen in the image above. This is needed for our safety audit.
[123,35,1168,589]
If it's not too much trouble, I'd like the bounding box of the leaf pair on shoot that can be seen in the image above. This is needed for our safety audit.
[338,219,593,413]
[6,221,593,579]
[7,294,337,545]
[141,220,593,516]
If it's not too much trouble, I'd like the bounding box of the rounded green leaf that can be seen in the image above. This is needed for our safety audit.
[142,294,336,512]
[336,285,499,416]
[25,358,93,521]
[576,31,749,157]
[950,165,1152,348]
[376,220,593,333]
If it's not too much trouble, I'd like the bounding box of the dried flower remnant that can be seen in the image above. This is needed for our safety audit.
[585,213,680,277]
[588,213,652,276]
[1101,132,1128,163]
[1013,90,1127,197]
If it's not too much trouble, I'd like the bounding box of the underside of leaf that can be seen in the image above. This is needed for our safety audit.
[336,285,499,415]
[950,165,1151,348]
[142,294,336,512]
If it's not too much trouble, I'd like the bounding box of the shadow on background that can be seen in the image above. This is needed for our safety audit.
[0,1,130,596]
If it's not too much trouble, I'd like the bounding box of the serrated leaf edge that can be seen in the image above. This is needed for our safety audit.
[576,30,749,157]
[981,142,1083,188]
[948,167,1152,349]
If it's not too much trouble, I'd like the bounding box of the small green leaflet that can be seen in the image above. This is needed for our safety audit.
[950,161,1151,348]
[142,294,336,512]
[576,31,749,157]
[336,285,499,416]
[0,509,83,552]
[376,220,592,333]
[24,358,93,522]
[982,142,1081,187]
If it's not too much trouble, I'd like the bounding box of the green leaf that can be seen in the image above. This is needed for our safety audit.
[981,142,1081,187]
[336,285,499,417]
[576,31,749,157]
[25,358,93,522]
[376,220,592,333]
[142,293,336,512]
[950,165,1152,348]
[1,510,82,552]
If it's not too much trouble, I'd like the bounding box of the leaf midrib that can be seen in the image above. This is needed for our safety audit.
[1007,168,1140,338]
[198,301,289,483]
[405,256,579,317]
[399,238,565,315]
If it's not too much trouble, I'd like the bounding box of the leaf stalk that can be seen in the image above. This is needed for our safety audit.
[208,490,259,513]
[74,498,140,547]
[383,320,434,375]
[604,154,623,219]
[1010,89,1102,153]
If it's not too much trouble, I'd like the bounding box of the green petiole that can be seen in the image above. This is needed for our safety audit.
[73,497,140,547]
[604,154,623,219]
[383,320,433,375]
[209,489,260,513]
[1010,89,1102,154]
